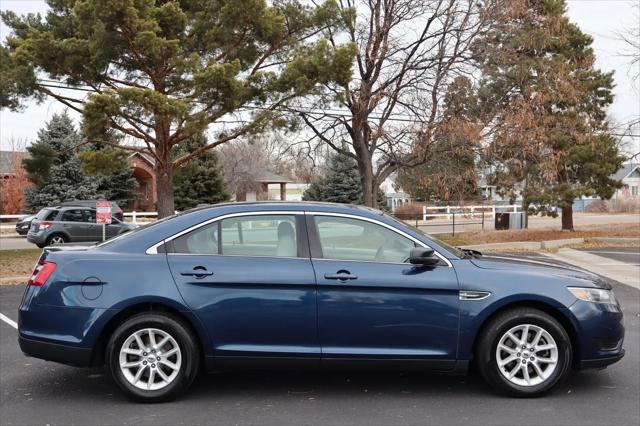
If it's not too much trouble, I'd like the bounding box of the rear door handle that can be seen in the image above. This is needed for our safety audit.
[324,270,358,281]
[180,267,214,279]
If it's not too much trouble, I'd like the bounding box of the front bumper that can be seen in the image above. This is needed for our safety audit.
[580,350,625,370]
[19,335,92,367]
[569,298,625,368]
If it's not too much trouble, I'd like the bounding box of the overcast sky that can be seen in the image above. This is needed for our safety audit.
[1,0,638,158]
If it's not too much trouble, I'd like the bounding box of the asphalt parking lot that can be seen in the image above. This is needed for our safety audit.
[1,254,639,426]
[578,247,640,263]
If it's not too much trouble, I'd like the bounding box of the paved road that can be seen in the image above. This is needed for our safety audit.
[579,247,640,264]
[0,254,638,426]
[0,236,33,250]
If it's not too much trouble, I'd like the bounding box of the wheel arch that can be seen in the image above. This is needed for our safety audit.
[468,300,581,368]
[90,301,207,367]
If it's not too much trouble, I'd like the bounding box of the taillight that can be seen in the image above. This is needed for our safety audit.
[28,261,57,286]
[40,221,52,229]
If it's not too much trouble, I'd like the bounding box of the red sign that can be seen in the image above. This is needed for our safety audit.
[96,201,112,225]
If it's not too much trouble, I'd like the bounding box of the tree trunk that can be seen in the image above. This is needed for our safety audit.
[154,119,175,218]
[561,206,574,231]
[155,164,174,218]
[358,159,376,208]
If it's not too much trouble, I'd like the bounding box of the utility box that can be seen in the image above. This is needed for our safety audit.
[495,213,510,230]
[509,212,524,230]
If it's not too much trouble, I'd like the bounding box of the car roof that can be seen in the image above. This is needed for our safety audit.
[182,201,384,216]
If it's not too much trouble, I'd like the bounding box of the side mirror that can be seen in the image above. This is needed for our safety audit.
[409,247,440,266]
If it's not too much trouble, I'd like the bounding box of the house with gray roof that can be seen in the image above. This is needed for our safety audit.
[612,163,640,201]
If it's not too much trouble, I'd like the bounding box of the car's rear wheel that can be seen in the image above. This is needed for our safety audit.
[476,307,572,397]
[45,233,67,246]
[106,312,200,402]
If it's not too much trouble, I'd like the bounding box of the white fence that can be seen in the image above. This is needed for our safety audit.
[0,211,160,229]
[422,204,522,221]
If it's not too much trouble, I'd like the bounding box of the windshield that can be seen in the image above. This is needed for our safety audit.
[384,214,465,258]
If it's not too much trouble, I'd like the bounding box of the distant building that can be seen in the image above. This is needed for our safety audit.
[235,171,293,202]
[380,175,411,211]
[126,152,157,211]
[611,163,640,201]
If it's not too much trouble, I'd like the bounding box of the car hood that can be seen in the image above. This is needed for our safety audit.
[470,253,612,289]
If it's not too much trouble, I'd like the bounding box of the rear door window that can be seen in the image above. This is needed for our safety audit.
[60,209,85,222]
[170,214,299,257]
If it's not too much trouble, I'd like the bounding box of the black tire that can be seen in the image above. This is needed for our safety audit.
[476,307,572,397]
[106,312,200,402]
[45,233,67,246]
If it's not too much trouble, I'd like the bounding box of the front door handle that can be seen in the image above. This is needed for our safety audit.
[324,270,358,281]
[180,266,214,279]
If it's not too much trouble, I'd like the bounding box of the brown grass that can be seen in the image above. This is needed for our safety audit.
[0,248,40,284]
[436,223,640,246]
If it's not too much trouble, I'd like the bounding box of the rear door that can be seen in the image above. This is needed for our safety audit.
[308,214,460,368]
[58,209,91,242]
[166,212,319,363]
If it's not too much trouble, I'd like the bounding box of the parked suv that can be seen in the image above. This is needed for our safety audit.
[27,206,136,248]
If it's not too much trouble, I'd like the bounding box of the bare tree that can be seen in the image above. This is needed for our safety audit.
[293,0,491,207]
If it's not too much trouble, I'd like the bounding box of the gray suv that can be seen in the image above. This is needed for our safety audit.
[27,206,137,248]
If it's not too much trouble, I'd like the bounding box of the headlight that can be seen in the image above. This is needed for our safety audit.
[568,287,617,304]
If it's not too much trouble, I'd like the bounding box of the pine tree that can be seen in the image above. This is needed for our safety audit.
[25,157,100,210]
[303,153,390,208]
[322,154,363,204]
[172,134,230,211]
[24,113,101,211]
[2,0,356,217]
[475,0,624,230]
[23,112,79,186]
[79,134,137,208]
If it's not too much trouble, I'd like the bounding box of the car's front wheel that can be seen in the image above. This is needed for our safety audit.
[106,312,200,402]
[476,307,572,397]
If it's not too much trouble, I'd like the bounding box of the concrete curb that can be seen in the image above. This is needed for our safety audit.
[589,237,640,245]
[542,248,639,289]
[462,238,584,252]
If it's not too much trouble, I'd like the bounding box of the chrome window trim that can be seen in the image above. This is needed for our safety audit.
[146,209,452,267]
[307,211,452,268]
[145,211,304,255]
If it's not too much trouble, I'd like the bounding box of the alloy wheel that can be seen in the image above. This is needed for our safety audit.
[118,328,182,391]
[495,323,558,387]
[50,236,65,245]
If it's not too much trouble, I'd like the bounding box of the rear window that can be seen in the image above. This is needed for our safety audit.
[35,209,58,221]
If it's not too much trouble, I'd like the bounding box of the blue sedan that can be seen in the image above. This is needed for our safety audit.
[18,202,624,401]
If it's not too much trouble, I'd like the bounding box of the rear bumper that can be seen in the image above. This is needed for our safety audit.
[19,336,92,367]
[26,232,46,245]
[579,350,625,370]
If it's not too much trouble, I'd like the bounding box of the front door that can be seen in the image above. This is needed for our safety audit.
[308,214,460,367]
[167,213,319,362]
